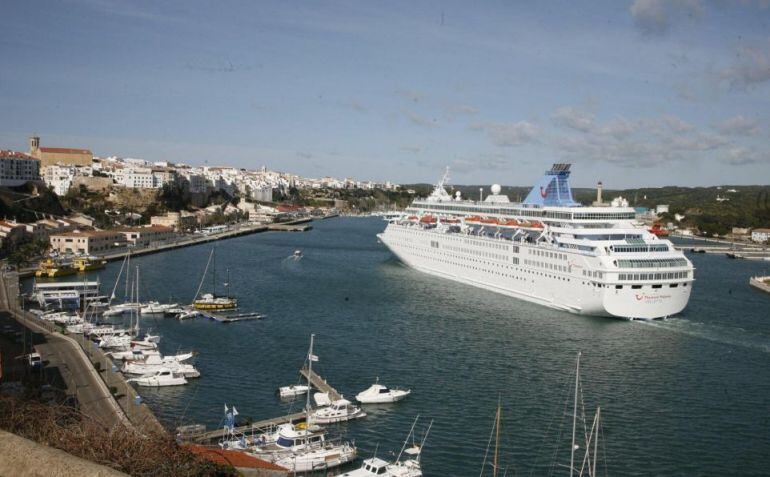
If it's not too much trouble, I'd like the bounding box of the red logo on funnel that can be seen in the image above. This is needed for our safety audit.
[540,186,548,198]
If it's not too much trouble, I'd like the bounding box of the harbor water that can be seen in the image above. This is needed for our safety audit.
[33,218,770,475]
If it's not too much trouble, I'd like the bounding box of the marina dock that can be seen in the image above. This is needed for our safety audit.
[186,366,344,444]
[300,366,343,401]
[189,411,308,443]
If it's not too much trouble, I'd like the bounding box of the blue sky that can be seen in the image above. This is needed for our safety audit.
[1,0,769,187]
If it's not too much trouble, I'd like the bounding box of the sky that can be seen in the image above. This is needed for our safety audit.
[1,0,770,188]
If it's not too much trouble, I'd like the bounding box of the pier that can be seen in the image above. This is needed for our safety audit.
[299,366,343,401]
[189,411,308,444]
[186,366,344,444]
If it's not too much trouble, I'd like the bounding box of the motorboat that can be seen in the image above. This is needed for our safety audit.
[122,359,200,378]
[108,348,161,361]
[41,312,82,325]
[293,250,303,259]
[141,301,179,314]
[340,457,422,477]
[356,379,411,404]
[340,417,430,477]
[278,384,310,398]
[309,398,366,425]
[250,424,357,472]
[127,368,187,387]
[178,309,207,320]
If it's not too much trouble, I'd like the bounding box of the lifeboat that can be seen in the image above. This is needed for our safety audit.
[529,221,545,229]
[407,215,419,221]
[480,218,500,225]
[649,223,669,237]
[441,217,460,224]
[501,219,520,227]
[465,216,483,224]
[419,215,437,224]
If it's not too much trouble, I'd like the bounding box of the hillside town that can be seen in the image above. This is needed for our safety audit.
[1,136,404,263]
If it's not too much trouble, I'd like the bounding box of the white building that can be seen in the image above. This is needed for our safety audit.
[655,204,670,214]
[751,228,770,243]
[42,164,77,195]
[0,150,40,187]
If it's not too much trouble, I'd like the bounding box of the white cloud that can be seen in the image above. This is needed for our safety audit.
[720,43,770,89]
[555,113,731,168]
[630,0,703,36]
[403,110,437,128]
[716,115,761,136]
[474,121,540,147]
[552,106,595,132]
[721,146,767,165]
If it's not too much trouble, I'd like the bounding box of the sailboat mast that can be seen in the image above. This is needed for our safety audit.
[124,251,131,301]
[570,352,581,477]
[493,399,501,477]
[134,266,140,334]
[591,407,600,477]
[212,249,217,296]
[306,334,314,419]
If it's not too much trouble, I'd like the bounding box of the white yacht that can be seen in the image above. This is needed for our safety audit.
[122,359,200,378]
[309,398,366,424]
[141,301,179,314]
[340,417,430,477]
[128,368,187,387]
[278,384,310,398]
[378,164,694,320]
[356,380,411,404]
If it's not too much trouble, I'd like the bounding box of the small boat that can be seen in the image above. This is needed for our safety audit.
[141,301,179,314]
[108,348,161,361]
[278,384,310,398]
[128,368,187,387]
[356,379,410,404]
[293,250,303,259]
[103,302,143,317]
[309,398,366,424]
[72,256,107,272]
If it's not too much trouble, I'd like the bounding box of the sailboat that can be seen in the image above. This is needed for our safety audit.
[479,398,507,477]
[103,252,144,316]
[566,352,604,477]
[340,416,430,477]
[192,249,238,311]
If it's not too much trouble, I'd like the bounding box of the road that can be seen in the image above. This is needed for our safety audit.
[0,270,129,430]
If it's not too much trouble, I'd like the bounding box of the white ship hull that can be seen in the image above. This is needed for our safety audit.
[379,225,691,320]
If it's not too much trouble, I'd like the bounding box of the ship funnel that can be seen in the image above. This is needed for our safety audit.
[522,163,579,207]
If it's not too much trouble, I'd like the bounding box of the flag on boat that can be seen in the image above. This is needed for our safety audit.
[309,354,319,362]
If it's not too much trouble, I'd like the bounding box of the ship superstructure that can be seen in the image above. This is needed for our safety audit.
[377,164,693,319]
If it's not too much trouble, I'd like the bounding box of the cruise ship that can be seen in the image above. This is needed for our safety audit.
[378,164,694,320]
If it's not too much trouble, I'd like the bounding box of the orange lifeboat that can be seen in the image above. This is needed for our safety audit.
[419,215,437,224]
[407,215,419,221]
[501,219,520,227]
[480,218,499,225]
[441,217,460,224]
[529,221,544,229]
[465,216,483,223]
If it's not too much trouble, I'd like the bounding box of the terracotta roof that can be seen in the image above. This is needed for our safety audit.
[115,226,174,233]
[38,147,92,155]
[0,150,36,160]
[52,230,123,238]
[184,445,287,471]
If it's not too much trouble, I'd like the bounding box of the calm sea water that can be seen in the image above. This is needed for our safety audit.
[32,218,770,475]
